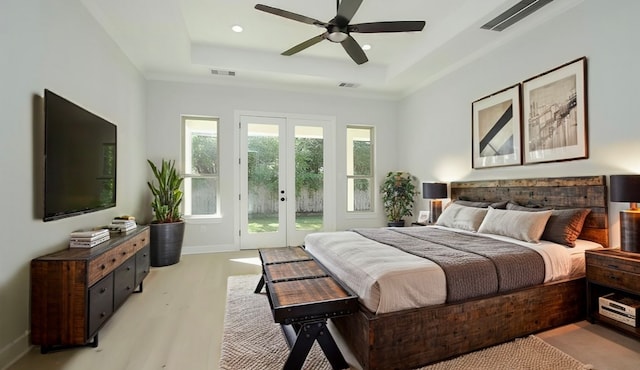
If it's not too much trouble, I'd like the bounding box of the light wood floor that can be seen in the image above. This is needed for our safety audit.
[7,250,640,370]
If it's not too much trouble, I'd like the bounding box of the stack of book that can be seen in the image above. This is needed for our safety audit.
[69,229,110,248]
[108,216,137,233]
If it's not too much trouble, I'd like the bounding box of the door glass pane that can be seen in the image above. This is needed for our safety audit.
[295,126,323,231]
[247,124,279,233]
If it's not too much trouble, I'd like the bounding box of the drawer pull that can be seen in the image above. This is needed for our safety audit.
[133,243,137,247]
[607,264,620,269]
[127,267,131,271]
[100,287,107,293]
[100,312,106,318]
[121,251,127,256]
[126,286,131,291]
[607,275,621,282]
[143,253,148,257]
[101,264,106,270]
[112,258,117,263]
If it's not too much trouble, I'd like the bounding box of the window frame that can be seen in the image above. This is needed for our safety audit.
[346,125,375,213]
[182,115,220,219]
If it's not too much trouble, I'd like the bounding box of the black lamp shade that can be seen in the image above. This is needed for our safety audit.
[610,175,640,202]
[422,182,448,199]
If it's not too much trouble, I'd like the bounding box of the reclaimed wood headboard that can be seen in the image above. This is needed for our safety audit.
[450,175,609,247]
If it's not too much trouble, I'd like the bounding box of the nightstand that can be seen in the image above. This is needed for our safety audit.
[585,248,640,338]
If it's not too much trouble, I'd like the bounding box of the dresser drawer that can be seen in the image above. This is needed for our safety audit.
[88,242,134,286]
[130,229,150,253]
[88,274,114,337]
[114,256,136,309]
[135,244,150,288]
[587,265,640,292]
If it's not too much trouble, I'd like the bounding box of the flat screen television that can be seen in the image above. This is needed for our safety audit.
[43,89,117,221]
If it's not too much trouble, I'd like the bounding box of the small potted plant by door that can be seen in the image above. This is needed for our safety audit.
[380,171,417,227]
[147,159,185,267]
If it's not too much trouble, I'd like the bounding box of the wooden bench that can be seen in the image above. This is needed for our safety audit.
[255,246,358,370]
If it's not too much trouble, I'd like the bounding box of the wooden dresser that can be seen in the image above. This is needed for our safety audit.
[30,226,150,353]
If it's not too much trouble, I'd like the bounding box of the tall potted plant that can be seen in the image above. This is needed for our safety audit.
[147,159,185,266]
[380,171,417,227]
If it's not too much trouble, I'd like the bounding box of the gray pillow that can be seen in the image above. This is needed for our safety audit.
[542,208,592,247]
[506,203,591,247]
[455,200,508,209]
[478,207,552,243]
[506,202,552,211]
[436,203,488,232]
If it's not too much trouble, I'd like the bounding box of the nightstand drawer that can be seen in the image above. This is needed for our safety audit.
[587,251,640,275]
[587,265,640,292]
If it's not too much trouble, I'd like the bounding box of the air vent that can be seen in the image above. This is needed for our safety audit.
[338,82,359,88]
[211,69,236,76]
[481,0,553,31]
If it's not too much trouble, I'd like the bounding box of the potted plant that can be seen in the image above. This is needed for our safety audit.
[147,159,185,266]
[380,171,417,227]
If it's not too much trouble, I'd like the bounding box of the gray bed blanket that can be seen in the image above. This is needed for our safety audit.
[351,227,545,302]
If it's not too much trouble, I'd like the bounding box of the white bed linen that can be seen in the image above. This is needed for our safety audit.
[304,226,601,314]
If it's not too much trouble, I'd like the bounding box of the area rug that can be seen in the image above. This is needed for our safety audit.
[219,275,593,370]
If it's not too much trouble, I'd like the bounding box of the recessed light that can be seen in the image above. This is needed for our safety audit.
[362,44,371,51]
[232,25,243,33]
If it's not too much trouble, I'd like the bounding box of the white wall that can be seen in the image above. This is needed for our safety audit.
[0,0,146,367]
[146,81,398,252]
[398,0,640,247]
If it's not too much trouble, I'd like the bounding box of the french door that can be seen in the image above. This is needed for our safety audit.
[239,114,334,249]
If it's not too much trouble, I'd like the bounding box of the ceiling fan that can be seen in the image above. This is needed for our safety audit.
[254,0,426,65]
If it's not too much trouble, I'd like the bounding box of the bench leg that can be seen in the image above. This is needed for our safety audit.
[254,275,265,293]
[281,321,348,370]
[316,323,349,370]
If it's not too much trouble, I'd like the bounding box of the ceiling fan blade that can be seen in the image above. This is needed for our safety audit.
[341,35,368,65]
[255,4,326,26]
[335,0,363,26]
[282,34,326,56]
[349,21,426,33]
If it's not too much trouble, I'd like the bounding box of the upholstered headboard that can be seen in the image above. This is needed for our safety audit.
[450,176,609,247]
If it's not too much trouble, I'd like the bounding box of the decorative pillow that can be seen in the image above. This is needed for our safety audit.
[506,203,591,247]
[506,202,552,211]
[436,203,488,232]
[541,208,591,247]
[455,200,508,209]
[478,207,552,243]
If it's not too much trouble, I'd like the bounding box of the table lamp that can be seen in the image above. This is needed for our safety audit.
[610,175,640,253]
[422,182,448,224]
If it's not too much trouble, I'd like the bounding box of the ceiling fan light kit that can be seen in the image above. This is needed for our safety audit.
[255,0,425,65]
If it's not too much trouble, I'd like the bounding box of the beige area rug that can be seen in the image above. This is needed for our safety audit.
[219,275,593,370]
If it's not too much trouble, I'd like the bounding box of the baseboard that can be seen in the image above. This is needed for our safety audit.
[0,330,31,370]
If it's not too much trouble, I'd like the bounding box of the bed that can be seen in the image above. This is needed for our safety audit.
[304,176,609,370]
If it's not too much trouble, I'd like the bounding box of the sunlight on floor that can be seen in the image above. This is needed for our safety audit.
[229,257,262,266]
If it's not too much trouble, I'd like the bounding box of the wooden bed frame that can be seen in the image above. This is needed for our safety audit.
[332,176,609,370]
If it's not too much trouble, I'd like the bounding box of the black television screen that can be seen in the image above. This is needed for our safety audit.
[44,89,117,221]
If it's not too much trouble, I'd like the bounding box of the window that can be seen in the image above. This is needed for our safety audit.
[346,126,374,212]
[182,116,219,217]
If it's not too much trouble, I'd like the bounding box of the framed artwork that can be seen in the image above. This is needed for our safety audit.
[417,210,430,225]
[522,57,588,164]
[472,84,522,169]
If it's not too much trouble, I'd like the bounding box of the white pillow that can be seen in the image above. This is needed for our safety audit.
[478,207,552,243]
[435,203,488,232]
